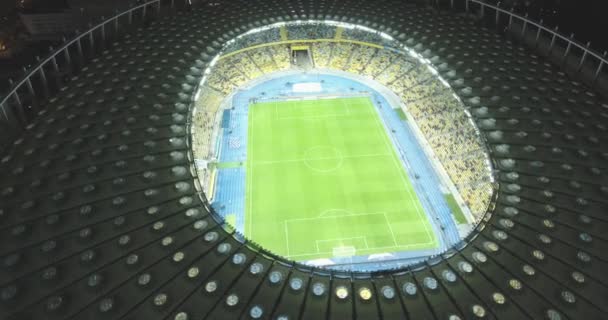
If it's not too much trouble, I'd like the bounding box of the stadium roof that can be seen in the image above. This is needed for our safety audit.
[0,0,606,319]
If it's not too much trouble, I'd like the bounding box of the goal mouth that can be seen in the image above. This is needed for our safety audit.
[333,246,357,257]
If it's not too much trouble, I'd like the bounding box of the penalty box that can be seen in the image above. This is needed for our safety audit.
[284,213,397,259]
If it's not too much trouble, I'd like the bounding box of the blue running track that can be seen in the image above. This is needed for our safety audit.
[210,72,463,271]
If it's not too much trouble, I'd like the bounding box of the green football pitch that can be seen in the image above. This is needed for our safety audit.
[245,96,439,261]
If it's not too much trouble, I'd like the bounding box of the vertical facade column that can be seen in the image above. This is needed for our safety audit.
[13,92,22,108]
[520,14,528,37]
[8,79,25,122]
[548,27,558,53]
[465,0,469,13]
[508,9,514,29]
[25,78,35,98]
[593,52,606,83]
[495,6,500,26]
[562,33,574,65]
[534,20,542,47]
[63,46,72,67]
[12,92,25,123]
[77,37,84,61]
[480,3,484,18]
[129,11,133,24]
[48,47,61,87]
[0,101,9,123]
[101,21,106,48]
[450,0,454,9]
[37,57,49,98]
[89,27,95,52]
[50,53,58,72]
[38,66,49,98]
[578,42,590,70]
[114,15,119,34]
[23,67,36,104]
[143,4,147,19]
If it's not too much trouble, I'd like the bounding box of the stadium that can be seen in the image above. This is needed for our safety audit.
[192,21,497,271]
[0,0,606,319]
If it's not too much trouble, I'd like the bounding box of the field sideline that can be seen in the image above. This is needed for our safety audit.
[245,96,439,261]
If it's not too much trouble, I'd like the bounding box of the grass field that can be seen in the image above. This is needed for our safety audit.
[445,194,467,224]
[245,96,439,261]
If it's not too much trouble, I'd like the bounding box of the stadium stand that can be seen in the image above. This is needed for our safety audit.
[311,42,332,68]
[341,26,385,44]
[196,27,495,221]
[191,86,225,160]
[226,28,282,53]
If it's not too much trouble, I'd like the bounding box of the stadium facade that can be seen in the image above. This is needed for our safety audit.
[0,0,606,319]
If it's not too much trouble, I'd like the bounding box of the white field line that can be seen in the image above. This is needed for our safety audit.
[284,239,437,259]
[316,236,367,244]
[285,211,436,257]
[383,212,398,246]
[277,113,349,120]
[246,102,254,238]
[250,97,437,256]
[318,208,353,218]
[341,97,351,116]
[252,152,391,166]
[273,98,349,120]
[284,221,290,257]
[284,212,385,224]
[366,98,434,244]
[249,98,371,239]
[288,214,381,256]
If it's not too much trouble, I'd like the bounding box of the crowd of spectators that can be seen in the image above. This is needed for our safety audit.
[191,86,224,161]
[404,90,493,219]
[194,28,494,220]
[206,45,291,94]
[287,23,335,40]
[345,45,377,74]
[361,49,393,77]
[225,28,281,53]
[341,27,385,44]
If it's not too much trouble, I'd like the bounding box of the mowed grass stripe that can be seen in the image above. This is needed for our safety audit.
[246,97,438,261]
[365,97,435,245]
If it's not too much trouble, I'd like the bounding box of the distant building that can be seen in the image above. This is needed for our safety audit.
[19,12,76,39]
[17,0,137,40]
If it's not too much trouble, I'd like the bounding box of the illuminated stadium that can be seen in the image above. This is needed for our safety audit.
[191,21,496,270]
[0,0,607,319]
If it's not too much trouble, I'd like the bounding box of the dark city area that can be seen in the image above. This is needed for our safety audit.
[0,0,141,92]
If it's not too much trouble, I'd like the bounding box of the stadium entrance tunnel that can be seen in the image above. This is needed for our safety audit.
[188,21,497,272]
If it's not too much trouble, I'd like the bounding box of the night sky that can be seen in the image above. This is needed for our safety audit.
[553,0,606,53]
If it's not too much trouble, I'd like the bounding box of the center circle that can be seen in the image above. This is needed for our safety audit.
[303,146,344,173]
